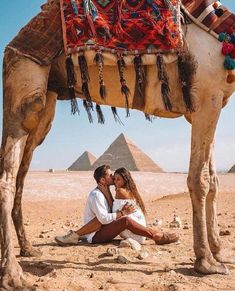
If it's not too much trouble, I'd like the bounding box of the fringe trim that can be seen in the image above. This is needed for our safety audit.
[145,113,152,122]
[134,55,146,99]
[156,54,172,111]
[66,56,76,87]
[111,107,124,125]
[117,54,131,117]
[96,104,105,124]
[177,52,197,113]
[83,99,93,123]
[66,55,79,114]
[78,53,93,108]
[94,51,106,99]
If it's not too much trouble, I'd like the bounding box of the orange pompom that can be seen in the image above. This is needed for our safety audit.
[213,2,219,9]
[226,73,235,83]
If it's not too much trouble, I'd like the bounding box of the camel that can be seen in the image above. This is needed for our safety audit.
[0,0,235,288]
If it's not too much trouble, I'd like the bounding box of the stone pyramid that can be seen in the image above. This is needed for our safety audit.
[68,151,96,171]
[92,133,163,172]
[228,164,235,173]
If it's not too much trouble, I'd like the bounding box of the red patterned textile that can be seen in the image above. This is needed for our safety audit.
[181,0,235,36]
[61,0,183,54]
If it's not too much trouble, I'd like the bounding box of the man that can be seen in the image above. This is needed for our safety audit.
[55,165,178,245]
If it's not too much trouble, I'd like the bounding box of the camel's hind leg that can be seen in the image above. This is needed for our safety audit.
[188,94,229,275]
[0,50,50,289]
[206,150,235,264]
[12,90,57,257]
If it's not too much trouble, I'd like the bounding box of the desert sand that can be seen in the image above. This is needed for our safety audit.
[7,171,235,290]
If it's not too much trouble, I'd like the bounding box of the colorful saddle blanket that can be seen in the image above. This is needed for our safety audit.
[61,0,183,54]
[181,0,235,36]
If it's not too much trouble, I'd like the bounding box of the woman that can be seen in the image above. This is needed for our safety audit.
[112,167,147,244]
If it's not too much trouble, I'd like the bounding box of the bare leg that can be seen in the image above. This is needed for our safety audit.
[0,49,50,288]
[75,217,102,236]
[12,91,57,257]
[92,216,178,244]
[206,150,235,264]
[188,96,228,274]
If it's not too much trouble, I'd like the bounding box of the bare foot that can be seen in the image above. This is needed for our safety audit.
[194,258,229,275]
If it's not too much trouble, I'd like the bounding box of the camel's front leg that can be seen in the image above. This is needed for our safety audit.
[0,49,51,289]
[206,151,235,264]
[0,133,28,289]
[188,98,228,275]
[12,90,57,257]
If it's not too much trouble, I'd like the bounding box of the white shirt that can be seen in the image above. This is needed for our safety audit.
[83,187,117,243]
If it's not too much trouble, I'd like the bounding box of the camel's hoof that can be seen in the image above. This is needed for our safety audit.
[20,247,42,257]
[1,263,25,290]
[213,253,235,264]
[195,258,229,275]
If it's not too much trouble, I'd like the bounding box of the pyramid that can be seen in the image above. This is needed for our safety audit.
[228,164,235,173]
[68,151,96,171]
[92,133,163,172]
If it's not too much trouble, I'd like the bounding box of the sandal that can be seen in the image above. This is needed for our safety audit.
[155,232,179,245]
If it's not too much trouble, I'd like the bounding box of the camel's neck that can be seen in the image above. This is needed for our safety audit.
[181,1,235,39]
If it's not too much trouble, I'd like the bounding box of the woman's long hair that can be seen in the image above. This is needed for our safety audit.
[114,167,146,215]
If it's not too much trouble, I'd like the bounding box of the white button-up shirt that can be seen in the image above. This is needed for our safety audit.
[83,187,117,243]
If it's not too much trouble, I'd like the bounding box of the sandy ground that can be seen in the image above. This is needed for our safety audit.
[5,172,235,290]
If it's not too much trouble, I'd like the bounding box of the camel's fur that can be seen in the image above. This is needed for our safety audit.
[0,11,235,289]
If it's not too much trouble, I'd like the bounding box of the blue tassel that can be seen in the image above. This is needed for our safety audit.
[83,0,98,20]
[224,55,235,70]
[70,0,78,15]
[231,34,235,44]
[218,32,226,42]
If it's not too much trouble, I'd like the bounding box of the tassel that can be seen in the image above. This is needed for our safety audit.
[78,54,93,108]
[145,113,152,122]
[70,0,79,15]
[156,54,172,111]
[177,53,197,113]
[111,107,124,125]
[66,56,76,87]
[83,99,93,123]
[83,0,98,36]
[96,104,105,124]
[117,55,131,117]
[94,52,107,99]
[66,56,79,114]
[224,55,235,70]
[69,88,80,115]
[134,55,146,99]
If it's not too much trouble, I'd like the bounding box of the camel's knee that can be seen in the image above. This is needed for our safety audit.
[187,172,210,198]
[21,94,46,131]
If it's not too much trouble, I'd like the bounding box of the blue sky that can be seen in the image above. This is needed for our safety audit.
[0,0,235,172]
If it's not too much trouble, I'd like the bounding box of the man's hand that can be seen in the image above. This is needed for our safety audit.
[121,203,135,216]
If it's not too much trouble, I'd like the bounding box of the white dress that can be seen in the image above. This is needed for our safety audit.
[112,199,146,244]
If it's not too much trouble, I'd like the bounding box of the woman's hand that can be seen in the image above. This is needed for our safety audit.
[121,203,135,216]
